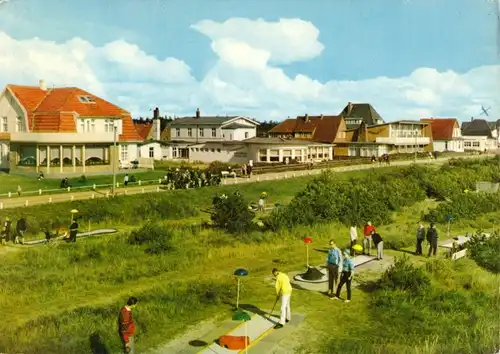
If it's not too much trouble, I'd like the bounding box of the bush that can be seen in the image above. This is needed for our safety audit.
[211,192,255,234]
[424,192,500,223]
[128,222,175,254]
[378,256,431,295]
[467,231,500,273]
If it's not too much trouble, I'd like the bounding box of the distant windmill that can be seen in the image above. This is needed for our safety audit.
[479,105,491,117]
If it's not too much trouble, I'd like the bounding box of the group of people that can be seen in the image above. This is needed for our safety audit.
[161,167,222,190]
[416,222,439,256]
[348,221,384,260]
[1,216,28,245]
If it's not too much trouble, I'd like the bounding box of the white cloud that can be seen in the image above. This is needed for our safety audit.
[0,17,499,121]
[191,18,324,65]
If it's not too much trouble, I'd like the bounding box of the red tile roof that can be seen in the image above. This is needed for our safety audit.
[5,84,142,141]
[269,115,343,143]
[133,122,153,140]
[420,118,458,140]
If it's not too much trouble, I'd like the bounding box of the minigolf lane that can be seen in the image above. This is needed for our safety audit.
[197,313,280,353]
[22,228,118,245]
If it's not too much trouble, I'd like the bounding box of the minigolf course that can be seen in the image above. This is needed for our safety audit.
[22,229,118,245]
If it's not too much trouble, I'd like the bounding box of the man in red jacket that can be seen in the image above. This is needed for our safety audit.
[119,297,138,353]
[363,221,376,256]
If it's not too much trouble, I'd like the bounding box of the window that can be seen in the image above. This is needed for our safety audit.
[175,128,180,137]
[244,132,249,139]
[16,117,22,132]
[187,128,192,137]
[90,119,96,132]
[464,142,472,147]
[472,142,480,147]
[199,128,204,137]
[120,145,128,161]
[212,128,216,137]
[259,149,267,162]
[269,149,279,162]
[104,120,114,133]
[172,147,178,158]
[149,147,154,158]
[78,95,96,104]
[217,148,221,153]
[86,120,90,132]
[1,117,7,132]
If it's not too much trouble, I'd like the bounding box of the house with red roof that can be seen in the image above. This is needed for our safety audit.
[0,80,144,173]
[420,118,464,152]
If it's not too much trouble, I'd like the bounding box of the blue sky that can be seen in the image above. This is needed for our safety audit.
[0,0,498,120]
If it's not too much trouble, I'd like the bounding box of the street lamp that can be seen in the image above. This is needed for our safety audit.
[112,122,118,196]
[414,129,418,162]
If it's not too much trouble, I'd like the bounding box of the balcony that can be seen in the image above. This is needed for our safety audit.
[375,137,430,145]
[10,132,117,144]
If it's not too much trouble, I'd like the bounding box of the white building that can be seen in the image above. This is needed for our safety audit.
[161,108,260,162]
[188,137,333,164]
[461,119,498,152]
[421,118,464,152]
[0,81,144,174]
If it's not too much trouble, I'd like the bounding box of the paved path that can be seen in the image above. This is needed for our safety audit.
[0,154,493,210]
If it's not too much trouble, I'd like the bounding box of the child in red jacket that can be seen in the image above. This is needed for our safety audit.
[119,297,138,353]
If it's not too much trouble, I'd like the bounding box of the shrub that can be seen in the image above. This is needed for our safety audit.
[211,192,255,234]
[467,231,500,273]
[424,192,500,223]
[128,223,175,254]
[378,256,431,295]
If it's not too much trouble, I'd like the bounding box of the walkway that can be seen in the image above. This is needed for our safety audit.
[0,154,492,210]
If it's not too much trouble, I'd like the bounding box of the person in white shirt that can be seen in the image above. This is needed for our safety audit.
[349,225,358,253]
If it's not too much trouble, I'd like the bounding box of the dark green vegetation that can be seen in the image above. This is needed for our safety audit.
[267,157,500,238]
[0,157,499,354]
[467,232,500,274]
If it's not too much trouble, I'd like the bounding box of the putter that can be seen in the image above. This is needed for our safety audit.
[268,297,278,321]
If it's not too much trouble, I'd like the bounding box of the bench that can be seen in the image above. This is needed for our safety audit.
[221,171,237,178]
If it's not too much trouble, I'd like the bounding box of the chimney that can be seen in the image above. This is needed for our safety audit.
[196,108,200,119]
[39,79,47,91]
[152,107,161,140]
[347,102,353,115]
[305,113,310,123]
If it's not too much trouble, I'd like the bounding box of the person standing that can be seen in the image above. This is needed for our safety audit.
[118,297,138,354]
[124,174,129,186]
[371,230,384,260]
[426,223,439,257]
[15,217,28,245]
[415,223,425,255]
[349,225,358,253]
[363,221,376,256]
[326,240,342,297]
[69,219,79,243]
[3,217,12,243]
[272,268,292,329]
[333,250,354,303]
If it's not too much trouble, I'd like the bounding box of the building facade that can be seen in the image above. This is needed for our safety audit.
[461,119,498,151]
[0,81,143,174]
[420,118,464,152]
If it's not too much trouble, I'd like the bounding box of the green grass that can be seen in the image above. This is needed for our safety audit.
[0,162,498,353]
[0,171,167,195]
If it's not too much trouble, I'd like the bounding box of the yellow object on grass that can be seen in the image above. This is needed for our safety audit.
[352,244,363,252]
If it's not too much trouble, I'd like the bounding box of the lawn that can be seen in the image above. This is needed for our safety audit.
[0,159,499,354]
[0,170,167,195]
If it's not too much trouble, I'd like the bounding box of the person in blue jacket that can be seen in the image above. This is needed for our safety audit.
[325,240,342,297]
[332,249,354,303]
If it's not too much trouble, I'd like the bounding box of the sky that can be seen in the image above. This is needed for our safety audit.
[0,0,499,122]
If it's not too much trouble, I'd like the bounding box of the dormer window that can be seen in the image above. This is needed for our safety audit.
[78,95,96,104]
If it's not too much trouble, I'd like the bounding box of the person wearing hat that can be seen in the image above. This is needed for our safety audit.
[332,250,354,303]
[326,240,342,297]
[272,268,292,329]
